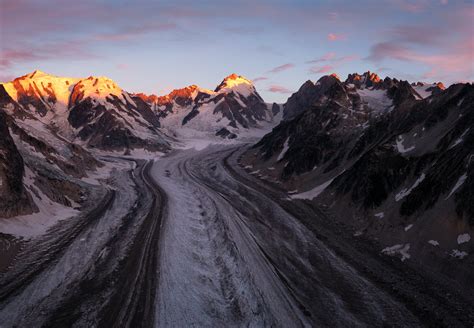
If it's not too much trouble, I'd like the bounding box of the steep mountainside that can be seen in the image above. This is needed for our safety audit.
[2,71,169,152]
[0,83,103,220]
[282,71,434,121]
[242,72,473,272]
[0,110,36,218]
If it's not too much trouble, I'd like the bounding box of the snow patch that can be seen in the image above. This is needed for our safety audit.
[357,88,393,112]
[395,173,425,202]
[381,244,411,261]
[428,240,439,246]
[277,137,290,161]
[445,173,467,199]
[449,128,469,149]
[395,135,415,154]
[404,224,413,232]
[0,168,79,238]
[291,178,334,200]
[374,212,384,219]
[457,233,471,244]
[412,84,433,99]
[450,249,468,259]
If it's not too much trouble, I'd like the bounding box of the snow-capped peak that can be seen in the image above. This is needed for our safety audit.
[330,73,341,81]
[75,76,122,97]
[2,70,80,106]
[70,76,136,107]
[215,73,256,97]
[411,81,446,99]
[25,70,49,79]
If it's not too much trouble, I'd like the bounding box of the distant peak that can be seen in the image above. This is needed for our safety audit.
[435,82,446,90]
[330,73,341,81]
[226,73,241,80]
[166,85,201,99]
[215,74,255,95]
[345,71,382,87]
[30,70,48,77]
[220,73,252,85]
[365,71,381,83]
[19,70,51,80]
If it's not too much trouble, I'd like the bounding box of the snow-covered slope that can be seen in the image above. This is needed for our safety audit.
[2,71,169,152]
[136,74,281,139]
[411,82,446,99]
[0,83,105,221]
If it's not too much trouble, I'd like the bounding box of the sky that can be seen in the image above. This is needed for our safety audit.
[0,0,473,102]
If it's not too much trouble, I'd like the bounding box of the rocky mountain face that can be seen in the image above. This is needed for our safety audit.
[242,72,473,270]
[2,71,169,152]
[282,71,435,121]
[135,74,279,138]
[0,82,104,219]
[0,70,171,220]
[0,109,36,218]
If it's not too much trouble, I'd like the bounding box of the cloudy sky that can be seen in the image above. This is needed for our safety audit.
[1,0,472,102]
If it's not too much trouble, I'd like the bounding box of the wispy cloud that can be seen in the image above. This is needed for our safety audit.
[116,63,129,70]
[94,22,177,41]
[267,85,292,94]
[0,39,98,69]
[267,63,295,73]
[223,26,263,35]
[307,53,358,75]
[390,0,429,13]
[327,33,346,41]
[306,52,336,64]
[367,38,474,80]
[252,76,268,82]
[309,65,334,74]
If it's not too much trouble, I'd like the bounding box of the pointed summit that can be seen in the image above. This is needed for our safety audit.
[214,74,255,96]
[330,73,341,81]
[345,71,382,88]
[16,70,52,80]
[28,70,49,78]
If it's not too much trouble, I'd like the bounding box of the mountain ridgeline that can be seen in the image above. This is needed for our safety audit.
[242,71,472,271]
[0,71,277,217]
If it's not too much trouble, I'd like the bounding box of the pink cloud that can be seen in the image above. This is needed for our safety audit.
[306,53,358,75]
[267,85,292,94]
[390,25,444,45]
[328,12,339,20]
[421,68,438,79]
[309,65,334,74]
[224,26,263,34]
[327,33,346,41]
[252,76,268,82]
[95,22,177,41]
[391,0,428,13]
[0,39,98,69]
[267,63,295,73]
[0,73,16,83]
[116,63,129,70]
[367,38,474,81]
[337,55,359,63]
[306,52,336,64]
[0,49,43,68]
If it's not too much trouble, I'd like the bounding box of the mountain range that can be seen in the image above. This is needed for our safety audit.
[241,71,472,275]
[0,69,472,268]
